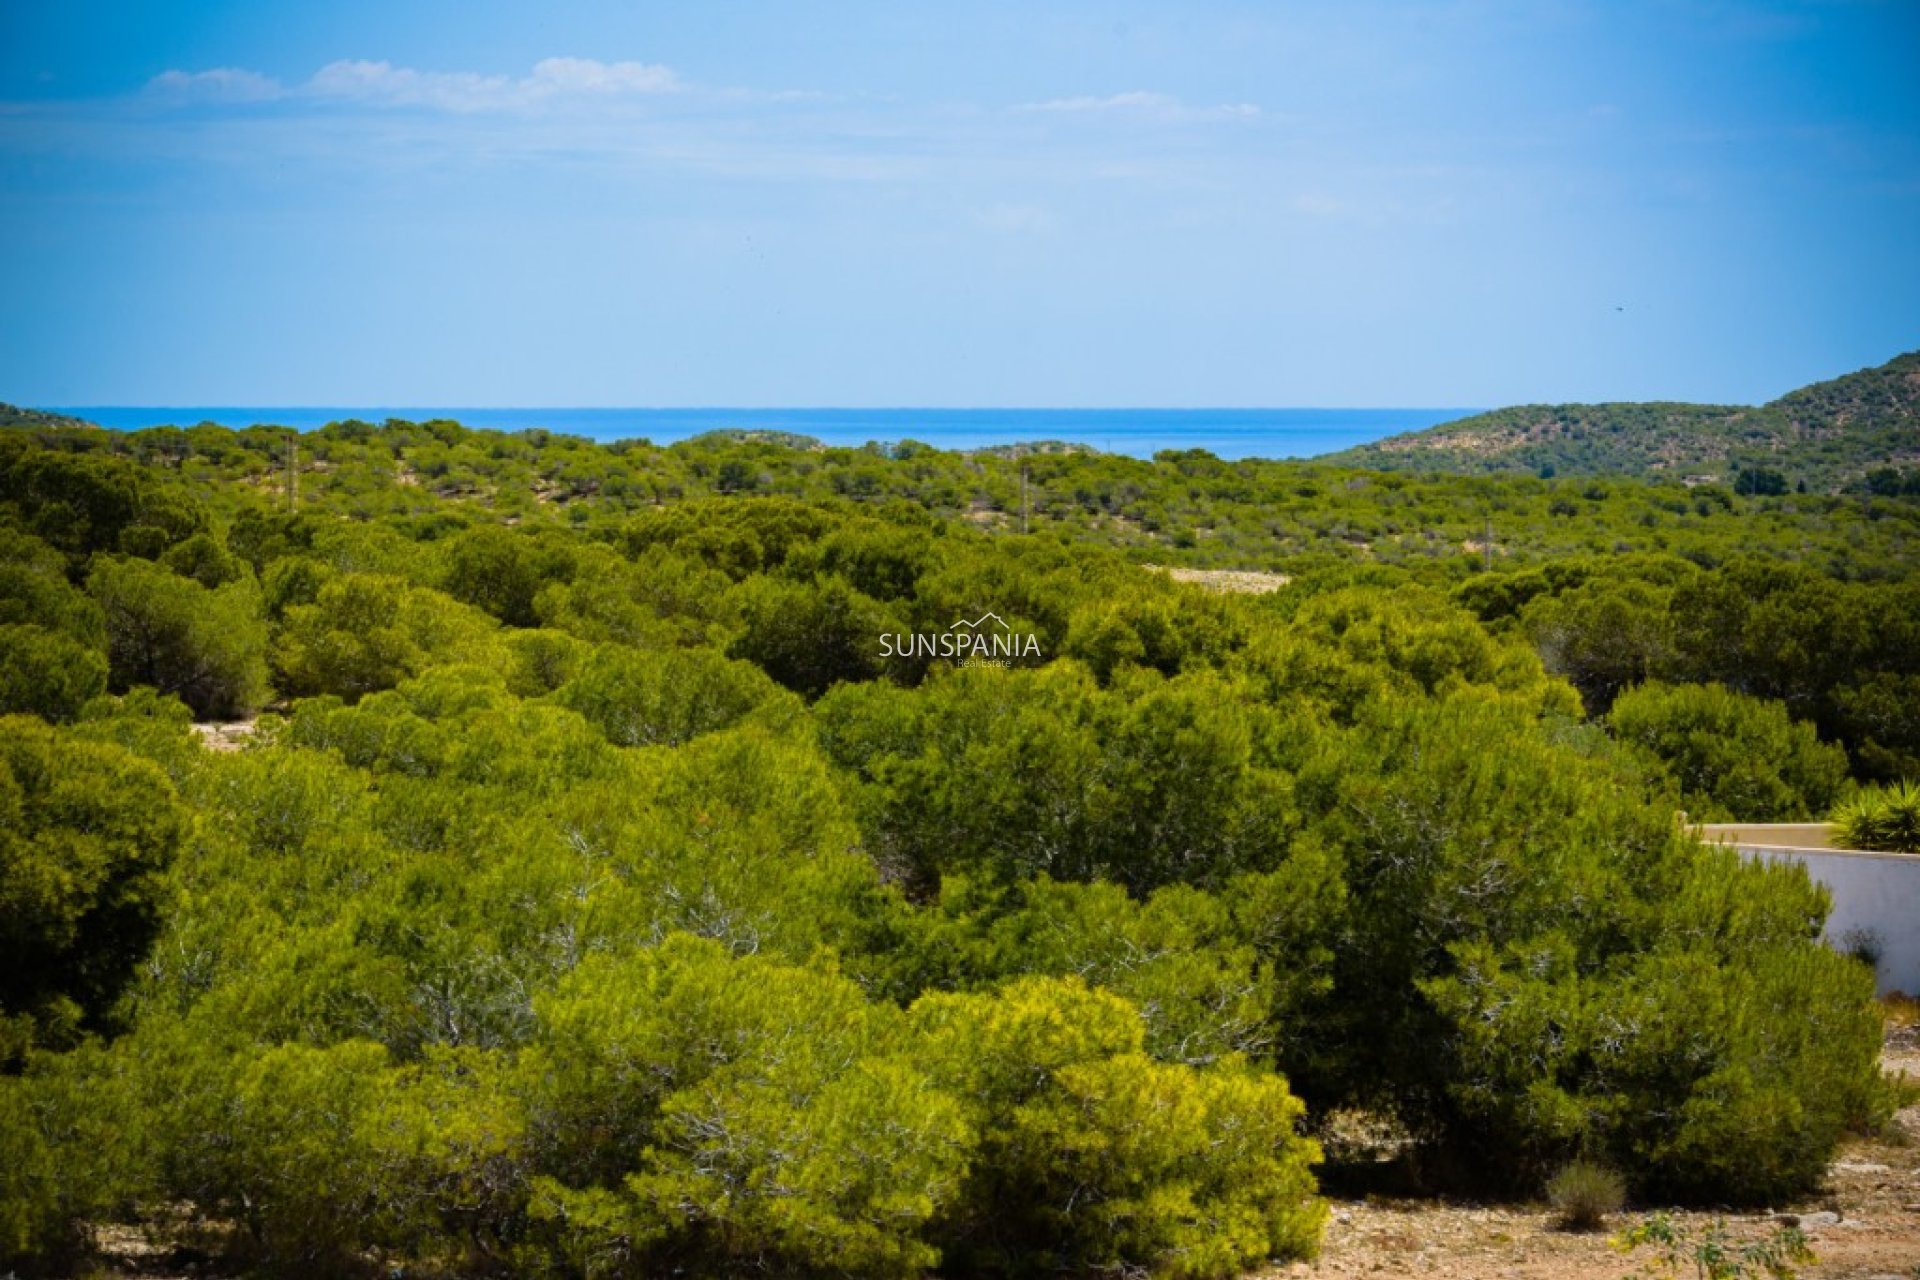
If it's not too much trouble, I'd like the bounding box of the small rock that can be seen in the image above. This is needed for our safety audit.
[1791,1210,1840,1229]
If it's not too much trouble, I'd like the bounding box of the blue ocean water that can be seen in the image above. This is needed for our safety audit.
[57,406,1476,462]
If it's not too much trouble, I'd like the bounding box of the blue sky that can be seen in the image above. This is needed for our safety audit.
[2,0,1916,407]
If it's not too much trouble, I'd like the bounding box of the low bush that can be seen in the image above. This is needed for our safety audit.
[1545,1160,1625,1231]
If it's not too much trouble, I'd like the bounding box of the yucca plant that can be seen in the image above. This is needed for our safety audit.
[1832,780,1920,854]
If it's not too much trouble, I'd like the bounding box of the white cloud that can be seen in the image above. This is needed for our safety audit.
[303,60,512,111]
[1021,91,1180,113]
[116,61,1259,188]
[1014,91,1259,122]
[148,57,680,114]
[145,67,284,104]
[977,203,1057,233]
[305,57,679,111]
[526,57,679,96]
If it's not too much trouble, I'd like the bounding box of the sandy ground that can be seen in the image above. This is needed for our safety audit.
[189,720,256,753]
[1147,564,1292,593]
[92,1031,1920,1279]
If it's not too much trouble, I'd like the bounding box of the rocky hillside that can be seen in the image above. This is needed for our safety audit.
[1323,351,1920,492]
[0,402,98,431]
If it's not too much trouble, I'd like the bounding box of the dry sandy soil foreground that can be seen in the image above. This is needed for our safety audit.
[94,1030,1920,1279]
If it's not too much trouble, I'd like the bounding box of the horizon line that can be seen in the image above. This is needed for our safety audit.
[47,403,1487,413]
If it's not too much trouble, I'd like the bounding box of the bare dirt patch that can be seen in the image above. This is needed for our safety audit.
[1148,564,1292,594]
[190,720,257,753]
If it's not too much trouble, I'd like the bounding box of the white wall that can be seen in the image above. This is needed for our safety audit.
[1746,846,1920,996]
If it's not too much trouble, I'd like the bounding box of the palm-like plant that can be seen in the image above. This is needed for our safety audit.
[1832,780,1920,853]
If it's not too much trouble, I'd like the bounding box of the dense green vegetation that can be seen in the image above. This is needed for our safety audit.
[0,413,1914,1276]
[1328,349,1920,493]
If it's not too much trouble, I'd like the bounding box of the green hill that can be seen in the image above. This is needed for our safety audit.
[1324,350,1920,491]
[0,401,98,431]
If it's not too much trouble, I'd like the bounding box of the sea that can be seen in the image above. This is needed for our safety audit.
[56,407,1477,462]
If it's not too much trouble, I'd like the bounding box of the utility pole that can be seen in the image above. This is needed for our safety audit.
[1020,466,1030,535]
[1483,514,1493,571]
[287,434,298,513]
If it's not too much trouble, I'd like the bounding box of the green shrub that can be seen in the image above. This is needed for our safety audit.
[441,524,546,626]
[1615,1213,1814,1280]
[1545,1160,1625,1231]
[520,948,1325,1280]
[0,446,205,561]
[1609,680,1848,821]
[552,643,798,747]
[71,687,206,787]
[0,1050,140,1271]
[727,572,902,698]
[0,1074,74,1267]
[1831,780,1920,853]
[1292,695,1887,1205]
[1420,850,1889,1204]
[0,623,107,721]
[1832,673,1920,783]
[533,544,736,649]
[503,627,585,695]
[1522,578,1678,716]
[0,527,105,644]
[0,718,186,1064]
[913,976,1324,1278]
[1061,587,1245,682]
[525,935,969,1279]
[160,531,245,588]
[88,556,269,719]
[274,573,502,701]
[118,1025,528,1273]
[815,664,1297,895]
[1299,584,1571,706]
[854,865,1341,1068]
